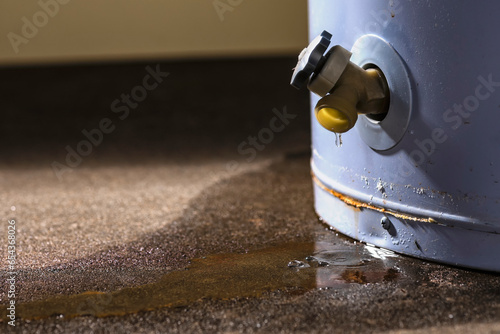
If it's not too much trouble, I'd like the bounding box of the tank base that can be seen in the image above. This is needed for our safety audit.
[313,173,500,273]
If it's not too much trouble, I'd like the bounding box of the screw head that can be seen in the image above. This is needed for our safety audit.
[381,216,392,230]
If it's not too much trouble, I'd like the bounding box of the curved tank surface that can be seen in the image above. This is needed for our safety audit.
[307,0,500,271]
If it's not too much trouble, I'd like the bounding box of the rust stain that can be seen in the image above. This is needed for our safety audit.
[312,173,435,224]
[383,268,400,282]
[341,270,367,284]
[0,240,403,321]
[0,242,317,320]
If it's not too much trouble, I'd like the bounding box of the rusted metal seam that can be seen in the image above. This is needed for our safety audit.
[311,173,434,224]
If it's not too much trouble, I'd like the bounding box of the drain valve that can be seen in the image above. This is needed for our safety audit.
[291,31,390,133]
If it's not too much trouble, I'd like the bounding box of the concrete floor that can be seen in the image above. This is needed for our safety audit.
[1,58,500,333]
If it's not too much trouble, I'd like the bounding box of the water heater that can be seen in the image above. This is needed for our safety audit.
[292,0,500,271]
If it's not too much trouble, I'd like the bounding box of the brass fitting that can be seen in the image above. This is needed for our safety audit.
[310,46,389,133]
[291,32,390,134]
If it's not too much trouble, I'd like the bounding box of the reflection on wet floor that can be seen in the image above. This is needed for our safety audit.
[2,233,409,320]
[313,241,401,287]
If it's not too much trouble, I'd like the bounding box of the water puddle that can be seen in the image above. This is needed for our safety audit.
[1,240,403,320]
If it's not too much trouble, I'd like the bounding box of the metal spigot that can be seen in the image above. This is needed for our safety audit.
[291,31,390,133]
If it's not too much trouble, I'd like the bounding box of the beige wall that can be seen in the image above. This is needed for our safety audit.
[0,0,308,65]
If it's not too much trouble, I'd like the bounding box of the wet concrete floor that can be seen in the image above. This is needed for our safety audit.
[2,154,500,333]
[1,237,404,320]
